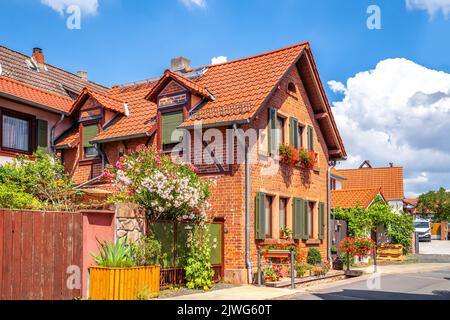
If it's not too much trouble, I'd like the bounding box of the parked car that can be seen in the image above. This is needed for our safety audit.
[414,220,431,242]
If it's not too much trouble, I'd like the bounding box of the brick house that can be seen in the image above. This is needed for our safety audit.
[53,42,346,283]
[0,46,106,164]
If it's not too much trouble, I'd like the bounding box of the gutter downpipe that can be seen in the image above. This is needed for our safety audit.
[233,123,252,284]
[327,160,337,267]
[50,114,65,152]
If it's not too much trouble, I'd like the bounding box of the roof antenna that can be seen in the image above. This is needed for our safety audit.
[359,160,372,169]
[124,103,130,116]
[389,162,394,168]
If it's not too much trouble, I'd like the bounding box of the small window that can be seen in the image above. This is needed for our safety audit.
[279,198,287,229]
[162,111,184,146]
[298,124,304,148]
[83,124,99,158]
[288,82,297,94]
[264,195,273,238]
[2,114,31,152]
[276,116,285,148]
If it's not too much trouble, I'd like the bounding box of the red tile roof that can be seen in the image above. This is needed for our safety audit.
[0,75,73,113]
[55,129,79,149]
[331,188,385,209]
[335,167,404,201]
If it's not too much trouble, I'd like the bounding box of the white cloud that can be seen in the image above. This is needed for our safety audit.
[41,0,99,16]
[331,58,450,196]
[211,56,228,65]
[406,0,450,18]
[180,0,207,9]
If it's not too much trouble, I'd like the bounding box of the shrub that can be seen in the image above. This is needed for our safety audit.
[263,267,278,282]
[105,145,211,222]
[307,248,322,265]
[130,237,165,267]
[92,239,134,268]
[0,150,77,210]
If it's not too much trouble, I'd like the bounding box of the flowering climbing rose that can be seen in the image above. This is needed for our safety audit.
[104,145,210,222]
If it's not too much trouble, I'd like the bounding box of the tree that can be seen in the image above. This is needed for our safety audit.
[417,188,450,222]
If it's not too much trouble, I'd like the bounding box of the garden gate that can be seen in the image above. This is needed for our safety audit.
[148,220,224,288]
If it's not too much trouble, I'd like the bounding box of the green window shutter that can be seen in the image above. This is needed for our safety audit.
[268,108,277,155]
[36,119,48,152]
[255,192,266,240]
[162,111,184,145]
[82,124,99,148]
[303,200,310,240]
[293,198,304,240]
[319,202,325,240]
[307,125,314,151]
[289,117,299,148]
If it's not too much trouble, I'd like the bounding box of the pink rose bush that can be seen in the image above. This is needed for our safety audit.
[105,145,210,222]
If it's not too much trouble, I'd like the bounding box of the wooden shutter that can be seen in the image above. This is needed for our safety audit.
[302,200,310,240]
[255,192,266,240]
[307,125,314,151]
[319,202,325,240]
[289,117,299,148]
[293,198,304,240]
[82,124,99,148]
[268,108,277,155]
[36,119,48,152]
[161,111,184,145]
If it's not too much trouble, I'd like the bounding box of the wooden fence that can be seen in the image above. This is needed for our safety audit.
[0,210,83,300]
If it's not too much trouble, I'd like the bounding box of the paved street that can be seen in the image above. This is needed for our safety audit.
[280,268,450,300]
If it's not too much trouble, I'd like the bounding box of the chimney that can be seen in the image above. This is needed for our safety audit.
[77,70,88,81]
[389,162,394,168]
[32,47,45,65]
[170,57,191,73]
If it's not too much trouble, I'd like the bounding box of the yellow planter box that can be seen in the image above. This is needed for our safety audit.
[89,266,160,300]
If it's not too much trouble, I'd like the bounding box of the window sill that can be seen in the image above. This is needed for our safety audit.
[79,158,101,165]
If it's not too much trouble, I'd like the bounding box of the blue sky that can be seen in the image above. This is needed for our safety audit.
[0,0,450,196]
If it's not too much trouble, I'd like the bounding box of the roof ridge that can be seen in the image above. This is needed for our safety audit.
[332,187,382,192]
[0,75,72,102]
[336,167,403,171]
[0,45,109,90]
[193,41,309,70]
[85,88,125,103]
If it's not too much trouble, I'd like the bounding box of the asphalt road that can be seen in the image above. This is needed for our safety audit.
[282,268,450,300]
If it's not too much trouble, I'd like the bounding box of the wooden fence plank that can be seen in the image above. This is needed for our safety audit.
[43,212,54,300]
[20,211,33,300]
[11,211,23,300]
[0,210,4,298]
[72,212,83,298]
[53,212,63,300]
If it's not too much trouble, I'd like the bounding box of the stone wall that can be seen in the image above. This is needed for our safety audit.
[115,203,147,243]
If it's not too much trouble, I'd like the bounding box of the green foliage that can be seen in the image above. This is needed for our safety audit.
[92,239,134,268]
[417,188,450,222]
[130,237,165,267]
[184,224,214,291]
[279,226,293,239]
[136,286,158,300]
[333,199,415,253]
[307,248,322,265]
[105,145,211,222]
[0,150,77,210]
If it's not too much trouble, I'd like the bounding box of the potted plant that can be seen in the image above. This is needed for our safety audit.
[279,144,299,166]
[263,267,278,283]
[330,245,338,255]
[340,236,373,277]
[280,227,293,240]
[89,237,162,300]
[296,263,314,278]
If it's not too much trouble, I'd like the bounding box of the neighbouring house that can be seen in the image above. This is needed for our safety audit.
[334,161,405,212]
[0,46,107,164]
[403,198,418,217]
[331,188,387,209]
[53,42,346,284]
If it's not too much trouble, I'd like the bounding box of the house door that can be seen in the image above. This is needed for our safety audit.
[208,221,224,279]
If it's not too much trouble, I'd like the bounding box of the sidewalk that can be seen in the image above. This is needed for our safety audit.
[162,263,450,300]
